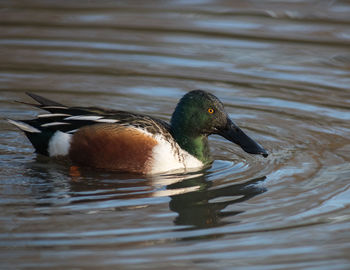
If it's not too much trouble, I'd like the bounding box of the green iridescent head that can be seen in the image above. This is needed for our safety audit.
[170,90,268,162]
[171,90,227,137]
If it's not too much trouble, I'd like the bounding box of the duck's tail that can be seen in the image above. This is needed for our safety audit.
[16,92,65,108]
[7,118,56,156]
[7,93,69,156]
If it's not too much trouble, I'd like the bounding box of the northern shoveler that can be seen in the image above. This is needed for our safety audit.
[8,90,268,174]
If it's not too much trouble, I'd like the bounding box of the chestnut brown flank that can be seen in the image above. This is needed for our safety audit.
[69,124,158,173]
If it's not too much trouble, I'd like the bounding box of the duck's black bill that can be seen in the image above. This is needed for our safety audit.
[218,119,268,158]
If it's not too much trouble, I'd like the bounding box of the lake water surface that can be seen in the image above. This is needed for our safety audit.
[0,1,350,269]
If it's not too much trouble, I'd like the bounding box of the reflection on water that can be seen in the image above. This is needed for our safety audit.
[23,161,266,230]
[168,175,266,229]
[1,0,350,269]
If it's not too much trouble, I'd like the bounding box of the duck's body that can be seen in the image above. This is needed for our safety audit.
[8,90,268,174]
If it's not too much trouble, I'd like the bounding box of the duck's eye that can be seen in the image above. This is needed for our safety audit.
[208,108,214,114]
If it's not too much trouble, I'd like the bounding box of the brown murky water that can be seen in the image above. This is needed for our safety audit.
[1,1,350,269]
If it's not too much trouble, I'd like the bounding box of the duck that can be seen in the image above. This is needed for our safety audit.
[8,90,268,175]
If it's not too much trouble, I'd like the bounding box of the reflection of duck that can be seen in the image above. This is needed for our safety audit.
[67,170,266,229]
[168,175,266,229]
[25,161,266,229]
[8,90,267,175]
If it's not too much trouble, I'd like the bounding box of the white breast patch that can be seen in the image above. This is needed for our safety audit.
[149,134,204,174]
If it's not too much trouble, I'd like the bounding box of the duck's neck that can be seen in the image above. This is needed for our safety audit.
[171,128,211,163]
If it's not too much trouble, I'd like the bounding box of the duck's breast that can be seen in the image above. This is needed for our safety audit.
[149,133,204,174]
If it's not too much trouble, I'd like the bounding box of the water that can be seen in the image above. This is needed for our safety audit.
[1,1,350,269]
